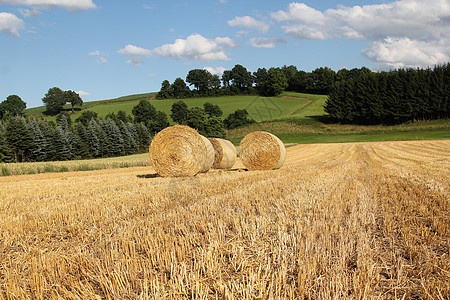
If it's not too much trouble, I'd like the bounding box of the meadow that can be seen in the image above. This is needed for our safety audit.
[0,140,448,299]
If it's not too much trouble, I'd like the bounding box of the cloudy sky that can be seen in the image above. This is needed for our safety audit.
[1,0,449,108]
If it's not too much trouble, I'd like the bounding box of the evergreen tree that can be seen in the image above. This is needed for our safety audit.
[27,119,48,161]
[136,123,150,152]
[0,123,13,163]
[74,122,90,159]
[5,116,34,162]
[52,127,72,161]
[100,119,124,157]
[86,119,100,157]
[75,110,98,126]
[156,80,173,99]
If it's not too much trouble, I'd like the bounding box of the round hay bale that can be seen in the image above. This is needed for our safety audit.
[208,138,237,169]
[239,131,286,170]
[199,135,214,173]
[149,125,214,177]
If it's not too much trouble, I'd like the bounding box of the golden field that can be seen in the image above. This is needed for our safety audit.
[0,140,448,299]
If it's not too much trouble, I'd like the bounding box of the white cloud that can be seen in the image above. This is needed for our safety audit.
[118,44,152,57]
[152,34,237,61]
[204,66,226,75]
[227,16,270,33]
[0,12,24,36]
[0,0,96,11]
[271,0,450,68]
[364,37,450,69]
[77,90,90,97]
[126,57,144,66]
[219,0,226,3]
[248,37,287,48]
[88,50,108,64]
[88,50,100,56]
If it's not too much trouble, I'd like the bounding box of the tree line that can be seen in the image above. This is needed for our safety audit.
[156,64,338,99]
[0,97,255,163]
[325,63,450,124]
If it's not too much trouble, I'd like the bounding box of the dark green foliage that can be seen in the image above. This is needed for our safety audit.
[132,100,157,124]
[5,116,34,162]
[65,90,83,113]
[147,111,169,134]
[27,120,48,161]
[231,64,253,92]
[100,119,124,157]
[203,117,226,138]
[184,107,207,132]
[42,87,66,115]
[136,123,150,152]
[117,110,133,123]
[0,95,26,118]
[0,123,13,163]
[186,69,212,94]
[223,109,255,129]
[156,80,172,99]
[56,112,72,130]
[171,101,189,124]
[203,102,223,118]
[52,127,72,161]
[86,119,100,157]
[325,63,450,124]
[171,78,191,98]
[75,110,98,126]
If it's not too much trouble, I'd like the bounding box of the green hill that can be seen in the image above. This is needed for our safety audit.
[25,91,449,145]
[25,92,327,124]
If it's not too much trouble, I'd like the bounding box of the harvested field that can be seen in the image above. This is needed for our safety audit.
[0,140,448,299]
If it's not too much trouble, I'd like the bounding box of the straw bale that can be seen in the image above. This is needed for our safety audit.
[149,125,214,177]
[239,131,286,170]
[208,138,237,169]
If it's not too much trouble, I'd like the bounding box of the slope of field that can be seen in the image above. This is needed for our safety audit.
[1,140,448,298]
[25,92,326,123]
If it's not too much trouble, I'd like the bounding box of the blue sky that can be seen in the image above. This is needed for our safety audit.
[1,0,449,108]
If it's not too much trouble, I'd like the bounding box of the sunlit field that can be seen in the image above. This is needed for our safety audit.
[0,140,448,299]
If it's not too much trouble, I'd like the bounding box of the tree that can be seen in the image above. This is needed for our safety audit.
[186,69,211,94]
[147,111,169,134]
[171,101,189,124]
[0,95,26,118]
[75,110,98,126]
[0,123,13,163]
[266,67,288,96]
[65,90,83,113]
[156,80,172,99]
[231,64,253,92]
[203,117,225,138]
[184,107,207,132]
[132,100,157,124]
[42,87,66,115]
[27,119,48,161]
[171,78,191,99]
[253,68,269,96]
[224,109,255,129]
[203,102,223,118]
[5,116,34,162]
[100,118,124,157]
[86,119,100,157]
[222,70,232,88]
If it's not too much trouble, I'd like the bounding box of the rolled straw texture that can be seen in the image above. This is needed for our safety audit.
[199,135,214,173]
[239,131,286,170]
[208,138,237,169]
[149,125,213,177]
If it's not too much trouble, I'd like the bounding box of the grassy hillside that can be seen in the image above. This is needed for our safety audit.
[25,91,449,144]
[25,92,327,123]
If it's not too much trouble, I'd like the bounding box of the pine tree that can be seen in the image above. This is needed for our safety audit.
[100,119,124,157]
[0,122,13,163]
[86,119,100,158]
[5,116,34,162]
[27,119,48,161]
